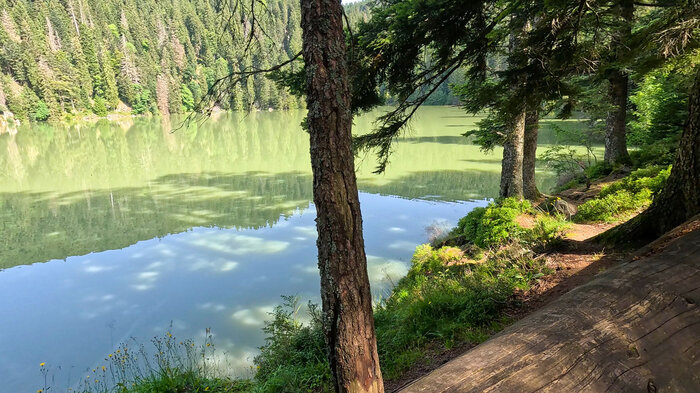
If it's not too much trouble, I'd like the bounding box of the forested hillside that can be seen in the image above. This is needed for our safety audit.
[0,0,462,124]
[0,0,304,122]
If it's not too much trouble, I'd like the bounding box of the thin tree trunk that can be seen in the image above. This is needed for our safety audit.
[603,0,633,164]
[605,67,700,242]
[300,1,384,392]
[523,108,540,200]
[501,110,525,198]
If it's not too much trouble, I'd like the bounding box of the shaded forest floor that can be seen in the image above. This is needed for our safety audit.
[385,177,657,392]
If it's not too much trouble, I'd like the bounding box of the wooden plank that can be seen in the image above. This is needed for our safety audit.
[401,228,700,393]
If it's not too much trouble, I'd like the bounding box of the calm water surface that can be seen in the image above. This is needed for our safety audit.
[0,107,569,391]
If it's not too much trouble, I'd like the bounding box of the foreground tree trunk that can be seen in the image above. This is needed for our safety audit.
[300,1,384,392]
[606,67,700,242]
[603,0,633,165]
[523,108,540,200]
[501,110,525,198]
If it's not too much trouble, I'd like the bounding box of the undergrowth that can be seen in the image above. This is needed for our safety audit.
[575,166,671,222]
[44,198,567,393]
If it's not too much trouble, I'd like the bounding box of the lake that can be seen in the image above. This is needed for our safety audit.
[0,106,572,391]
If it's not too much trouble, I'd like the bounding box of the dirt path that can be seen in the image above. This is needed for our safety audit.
[399,218,700,392]
[385,219,629,392]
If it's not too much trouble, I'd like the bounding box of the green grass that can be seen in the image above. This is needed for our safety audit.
[575,166,671,223]
[39,331,253,393]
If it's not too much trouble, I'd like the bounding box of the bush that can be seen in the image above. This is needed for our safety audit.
[454,198,532,248]
[575,166,670,222]
[374,241,549,378]
[32,100,50,122]
[253,297,332,393]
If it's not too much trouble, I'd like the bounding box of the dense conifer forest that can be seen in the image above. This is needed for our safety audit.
[0,0,459,123]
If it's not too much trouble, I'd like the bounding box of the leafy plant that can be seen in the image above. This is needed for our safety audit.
[575,166,671,222]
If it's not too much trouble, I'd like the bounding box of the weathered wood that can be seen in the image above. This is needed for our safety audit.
[402,228,700,393]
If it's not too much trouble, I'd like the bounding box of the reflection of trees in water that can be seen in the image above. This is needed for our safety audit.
[0,172,314,269]
[0,109,559,269]
[359,169,556,201]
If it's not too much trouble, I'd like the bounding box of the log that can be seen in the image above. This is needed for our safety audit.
[401,226,700,392]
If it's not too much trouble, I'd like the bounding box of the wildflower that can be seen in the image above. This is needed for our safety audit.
[37,390,43,393]
[39,362,45,367]
[206,343,211,347]
[108,354,113,358]
[101,366,106,371]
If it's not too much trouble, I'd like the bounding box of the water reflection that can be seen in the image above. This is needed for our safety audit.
[0,107,570,391]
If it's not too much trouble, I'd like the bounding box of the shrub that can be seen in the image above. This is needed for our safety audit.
[374,241,549,378]
[253,297,332,393]
[32,100,50,122]
[454,198,531,248]
[575,166,669,222]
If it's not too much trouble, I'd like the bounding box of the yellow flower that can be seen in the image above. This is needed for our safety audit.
[37,390,43,393]
[206,343,211,347]
[101,366,106,371]
[108,354,113,358]
[39,362,45,367]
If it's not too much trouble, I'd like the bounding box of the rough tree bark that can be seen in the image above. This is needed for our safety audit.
[605,67,700,242]
[522,108,540,200]
[603,0,633,165]
[300,1,384,392]
[500,110,525,198]
[500,28,526,199]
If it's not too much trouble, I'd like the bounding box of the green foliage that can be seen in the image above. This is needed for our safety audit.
[374,241,549,378]
[93,97,108,117]
[32,100,50,122]
[181,84,195,112]
[131,85,153,115]
[251,297,332,393]
[575,166,671,222]
[0,0,315,118]
[629,52,699,149]
[454,198,532,248]
[41,331,252,393]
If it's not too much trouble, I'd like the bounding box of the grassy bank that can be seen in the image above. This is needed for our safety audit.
[46,196,578,393]
[41,165,670,393]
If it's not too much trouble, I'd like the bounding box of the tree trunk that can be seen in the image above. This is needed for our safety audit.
[300,1,384,393]
[500,27,526,199]
[605,67,700,242]
[523,108,540,200]
[500,109,525,198]
[604,69,630,164]
[603,0,633,165]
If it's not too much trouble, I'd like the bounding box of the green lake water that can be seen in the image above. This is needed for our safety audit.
[0,106,579,391]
